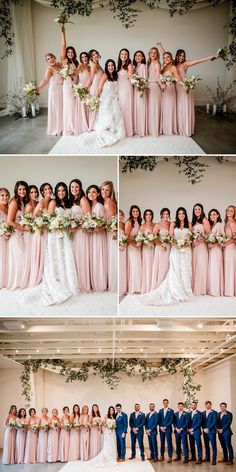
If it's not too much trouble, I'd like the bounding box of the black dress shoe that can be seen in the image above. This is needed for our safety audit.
[183,458,188,463]
[196,460,202,464]
[129,456,135,460]
[142,457,145,461]
[202,458,210,462]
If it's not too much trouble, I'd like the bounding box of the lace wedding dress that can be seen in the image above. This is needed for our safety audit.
[95,81,125,147]
[139,227,192,305]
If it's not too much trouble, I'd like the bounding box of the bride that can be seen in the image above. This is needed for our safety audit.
[139,207,193,305]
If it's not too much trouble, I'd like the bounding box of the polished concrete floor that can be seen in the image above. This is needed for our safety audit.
[0,109,235,155]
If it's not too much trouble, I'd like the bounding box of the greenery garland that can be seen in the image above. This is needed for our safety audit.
[19,358,201,409]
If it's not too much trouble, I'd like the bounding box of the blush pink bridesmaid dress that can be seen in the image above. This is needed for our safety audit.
[117,68,133,136]
[207,222,224,296]
[192,222,208,295]
[127,221,142,294]
[36,421,49,463]
[16,419,27,463]
[58,426,70,462]
[47,72,63,135]
[0,209,8,288]
[63,63,76,135]
[74,69,90,135]
[89,202,108,292]
[80,424,90,461]
[176,66,195,136]
[161,74,177,135]
[224,223,236,296]
[71,204,91,293]
[68,417,80,461]
[20,224,33,289]
[47,424,59,462]
[28,230,47,287]
[89,69,103,131]
[2,418,17,464]
[119,227,127,296]
[133,63,148,136]
[148,62,162,136]
[89,418,102,459]
[106,230,118,292]
[151,228,171,290]
[7,209,25,290]
[24,425,38,463]
[141,231,154,293]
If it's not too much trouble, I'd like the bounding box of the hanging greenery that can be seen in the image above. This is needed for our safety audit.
[19,357,201,409]
[0,0,22,59]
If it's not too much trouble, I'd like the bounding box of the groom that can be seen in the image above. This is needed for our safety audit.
[115,403,128,462]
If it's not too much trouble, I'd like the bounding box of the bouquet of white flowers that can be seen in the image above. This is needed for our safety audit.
[217,234,228,245]
[106,216,118,239]
[192,230,204,241]
[131,73,149,97]
[142,233,157,246]
[105,420,116,430]
[8,419,16,428]
[159,234,172,244]
[16,420,25,429]
[82,213,106,233]
[0,221,15,239]
[54,12,74,25]
[41,421,49,430]
[159,74,177,90]
[24,81,39,99]
[205,234,218,245]
[134,231,145,244]
[59,64,75,80]
[31,213,51,234]
[49,214,72,235]
[51,420,59,428]
[73,420,80,428]
[85,95,100,112]
[63,420,71,431]
[183,75,201,94]
[20,213,35,231]
[119,234,128,248]
[73,83,89,101]
[172,233,192,249]
[30,422,39,431]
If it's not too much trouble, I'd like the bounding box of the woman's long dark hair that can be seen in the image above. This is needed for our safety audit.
[66,46,79,67]
[117,48,131,71]
[89,49,101,62]
[208,208,222,227]
[175,49,186,65]
[9,405,17,415]
[105,59,118,81]
[175,207,189,229]
[69,179,86,207]
[86,184,103,206]
[72,404,80,417]
[143,209,154,222]
[79,51,89,64]
[40,182,53,198]
[14,181,28,210]
[92,404,101,418]
[107,406,116,419]
[54,182,70,208]
[133,50,146,67]
[18,408,26,418]
[29,408,36,416]
[128,205,142,227]
[192,203,205,226]
[28,185,39,201]
[160,207,170,219]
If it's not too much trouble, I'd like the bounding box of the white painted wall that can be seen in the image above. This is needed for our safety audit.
[119,156,236,223]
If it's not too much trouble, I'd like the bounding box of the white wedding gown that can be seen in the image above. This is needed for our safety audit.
[95,81,125,147]
[139,227,192,305]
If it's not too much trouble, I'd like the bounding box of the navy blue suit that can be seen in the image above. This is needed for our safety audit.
[116,412,128,460]
[129,411,145,459]
[145,411,159,459]
[202,410,218,461]
[187,410,203,460]
[217,411,234,462]
[174,411,189,459]
[159,407,174,458]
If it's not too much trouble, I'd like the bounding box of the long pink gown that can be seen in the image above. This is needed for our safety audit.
[89,68,103,131]
[176,66,195,136]
[89,418,102,459]
[24,427,38,463]
[224,223,236,296]
[161,73,177,135]
[7,209,24,290]
[58,426,70,462]
[151,228,170,290]
[29,230,47,287]
[47,71,63,135]
[20,226,33,289]
[71,204,91,293]
[192,223,208,295]
[117,68,133,136]
[2,419,16,464]
[89,202,108,292]
[74,69,90,134]
[207,222,224,296]
[37,422,49,463]
[141,231,154,293]
[68,416,80,461]
[106,230,117,292]
[47,426,59,462]
[133,64,148,136]
[63,63,76,135]
[16,419,27,464]
[127,221,142,294]
[0,209,8,288]
[80,425,90,461]
[148,62,162,136]
[119,227,127,296]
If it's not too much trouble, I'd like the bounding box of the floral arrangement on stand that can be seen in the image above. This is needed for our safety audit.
[4,78,40,118]
[206,77,236,117]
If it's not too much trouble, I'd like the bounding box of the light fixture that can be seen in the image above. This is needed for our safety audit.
[98,348,102,353]
[28,354,31,359]
[140,348,143,352]
[119,348,122,352]
[36,349,39,353]
[201,348,204,352]
[77,348,81,353]
[15,349,19,354]
[57,349,60,353]
[198,323,203,329]
[160,348,164,352]
[21,324,25,329]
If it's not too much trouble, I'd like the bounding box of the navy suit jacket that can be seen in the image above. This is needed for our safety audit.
[159,408,174,431]
[202,410,218,433]
[174,411,188,431]
[129,412,145,433]
[187,410,203,432]
[217,411,233,435]
[116,412,128,434]
[145,411,159,434]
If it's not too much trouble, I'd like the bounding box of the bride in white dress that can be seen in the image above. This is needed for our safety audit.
[140,207,193,305]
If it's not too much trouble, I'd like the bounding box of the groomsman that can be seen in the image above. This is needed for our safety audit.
[115,403,128,462]
[145,403,159,462]
[159,398,174,462]
[187,401,203,464]
[129,403,145,461]
[173,402,189,463]
[202,400,218,465]
[217,402,234,465]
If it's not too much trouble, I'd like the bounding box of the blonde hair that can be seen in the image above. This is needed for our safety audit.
[82,405,89,415]
[100,181,117,204]
[225,205,236,223]
[147,47,160,68]
[0,187,10,198]
[45,53,56,61]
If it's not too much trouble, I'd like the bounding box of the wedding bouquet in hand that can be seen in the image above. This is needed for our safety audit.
[40,421,49,430]
[131,74,149,97]
[32,213,51,234]
[119,234,128,248]
[159,74,177,90]
[49,214,72,236]
[142,232,157,247]
[106,215,118,239]
[172,233,192,249]
[20,213,35,232]
[205,234,221,245]
[16,420,26,429]
[8,419,16,428]
[59,64,75,80]
[54,12,73,25]
[192,230,204,241]
[85,95,100,112]
[0,221,15,239]
[134,231,146,244]
[51,420,59,428]
[62,420,71,431]
[183,75,202,94]
[105,419,116,430]
[24,81,39,100]
[30,422,39,432]
[73,83,89,101]
[82,213,106,233]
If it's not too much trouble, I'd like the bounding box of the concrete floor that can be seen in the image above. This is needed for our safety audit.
[0,109,235,155]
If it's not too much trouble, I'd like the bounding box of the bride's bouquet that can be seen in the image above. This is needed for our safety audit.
[8,419,16,428]
[59,64,75,80]
[131,74,149,97]
[49,214,72,236]
[0,221,15,239]
[82,213,106,234]
[119,234,128,248]
[183,75,201,94]
[159,74,177,90]
[85,95,100,112]
[106,215,118,239]
[172,233,192,250]
[213,47,228,62]
[105,419,116,431]
[73,83,89,101]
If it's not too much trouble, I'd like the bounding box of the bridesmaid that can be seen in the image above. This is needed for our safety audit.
[16,408,27,464]
[88,49,103,131]
[68,404,80,461]
[21,185,39,289]
[69,179,91,293]
[175,49,219,136]
[37,53,63,135]
[207,209,224,297]
[140,209,155,293]
[147,47,164,136]
[37,407,50,463]
[161,51,182,135]
[58,406,70,462]
[119,209,127,296]
[224,205,236,296]
[2,405,17,464]
[80,405,91,461]
[117,48,134,136]
[86,185,108,292]
[74,52,91,134]
[60,24,78,135]
[47,408,60,463]
[151,208,171,290]
[125,205,142,294]
[100,180,118,292]
[24,408,39,464]
[90,404,102,459]
[0,187,10,288]
[192,203,210,295]
[30,182,53,287]
[133,50,148,136]
[7,181,29,290]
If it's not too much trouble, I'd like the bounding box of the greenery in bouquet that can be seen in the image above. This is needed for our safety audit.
[183,75,202,94]
[106,215,118,239]
[131,73,149,97]
[73,83,89,101]
[85,95,100,112]
[0,221,15,239]
[82,213,106,233]
[119,233,128,247]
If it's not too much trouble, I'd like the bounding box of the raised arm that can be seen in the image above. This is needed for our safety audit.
[157,42,166,54]
[185,53,219,70]
[60,24,67,64]
[38,67,53,91]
